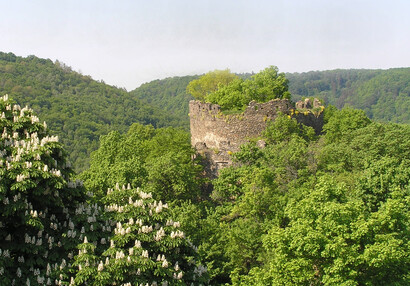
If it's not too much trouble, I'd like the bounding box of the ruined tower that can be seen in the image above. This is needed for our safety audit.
[189,98,324,177]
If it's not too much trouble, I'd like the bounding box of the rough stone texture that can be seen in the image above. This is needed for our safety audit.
[189,99,324,177]
[296,98,313,109]
[313,98,322,108]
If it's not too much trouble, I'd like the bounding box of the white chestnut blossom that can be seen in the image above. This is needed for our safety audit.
[97,261,104,272]
[170,230,185,239]
[141,250,149,258]
[140,225,153,233]
[154,227,166,241]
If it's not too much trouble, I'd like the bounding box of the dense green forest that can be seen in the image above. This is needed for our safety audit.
[0,53,409,284]
[1,92,409,285]
[130,76,197,125]
[287,68,410,124]
[0,52,185,171]
[0,95,208,285]
[130,68,410,125]
[1,52,408,173]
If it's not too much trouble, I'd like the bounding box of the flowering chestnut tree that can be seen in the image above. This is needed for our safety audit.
[0,95,208,285]
[69,185,208,285]
[0,94,87,285]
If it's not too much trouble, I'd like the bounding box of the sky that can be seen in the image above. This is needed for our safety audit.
[1,0,409,90]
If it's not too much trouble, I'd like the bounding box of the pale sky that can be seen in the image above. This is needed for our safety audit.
[1,0,409,90]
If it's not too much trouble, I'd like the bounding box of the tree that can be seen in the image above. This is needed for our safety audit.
[263,113,316,144]
[242,66,291,102]
[0,94,86,285]
[241,177,409,285]
[186,69,239,101]
[202,66,291,111]
[0,96,209,285]
[323,107,371,143]
[81,123,204,202]
[287,68,410,124]
[79,129,148,197]
[202,106,409,285]
[0,52,186,172]
[70,185,209,285]
[205,78,247,111]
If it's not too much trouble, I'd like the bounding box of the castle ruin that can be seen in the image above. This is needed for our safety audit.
[189,98,324,177]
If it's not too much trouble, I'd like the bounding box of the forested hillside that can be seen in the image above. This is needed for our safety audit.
[287,68,410,123]
[130,75,198,125]
[2,93,408,285]
[1,51,408,172]
[130,68,410,125]
[0,52,185,171]
[1,60,409,285]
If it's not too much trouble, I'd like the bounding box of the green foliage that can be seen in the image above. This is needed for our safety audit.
[287,68,410,124]
[81,123,203,202]
[318,121,410,174]
[145,151,201,201]
[323,107,371,143]
[195,205,234,284]
[0,52,185,171]
[204,66,291,111]
[242,66,291,102]
[2,51,409,285]
[0,95,87,285]
[198,106,409,285]
[130,75,198,127]
[200,114,316,283]
[205,78,247,111]
[0,95,208,285]
[2,51,406,173]
[322,104,338,125]
[186,69,238,101]
[263,113,316,144]
[244,178,409,285]
[70,186,208,285]
[129,68,410,132]
[357,157,410,212]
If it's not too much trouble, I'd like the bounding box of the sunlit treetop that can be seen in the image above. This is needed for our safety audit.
[188,66,291,111]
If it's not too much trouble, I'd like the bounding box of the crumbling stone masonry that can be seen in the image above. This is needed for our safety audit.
[189,98,324,177]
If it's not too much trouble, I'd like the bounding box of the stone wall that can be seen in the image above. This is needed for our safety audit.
[189,99,324,177]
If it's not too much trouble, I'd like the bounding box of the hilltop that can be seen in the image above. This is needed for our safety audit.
[130,68,410,125]
[1,51,408,172]
[0,52,185,171]
[130,75,198,125]
[287,68,410,123]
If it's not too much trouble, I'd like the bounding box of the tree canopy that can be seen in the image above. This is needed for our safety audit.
[1,92,409,285]
[1,51,408,174]
[194,110,410,285]
[1,51,409,285]
[0,94,208,285]
[0,94,86,285]
[131,67,410,127]
[287,68,410,124]
[186,69,238,102]
[187,66,291,111]
[80,123,204,202]
[0,52,185,171]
